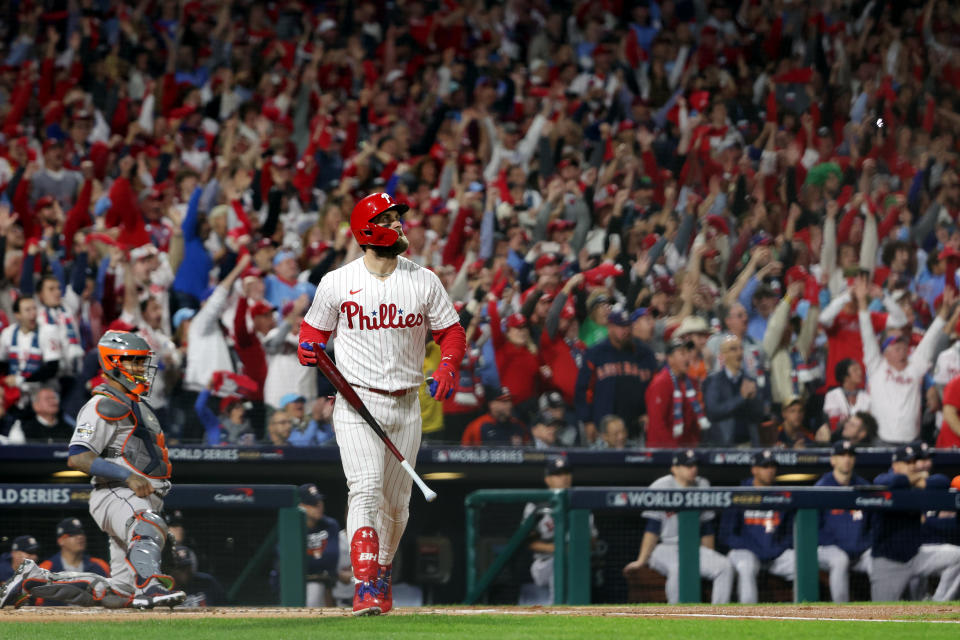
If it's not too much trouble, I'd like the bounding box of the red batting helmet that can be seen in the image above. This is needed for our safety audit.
[350,193,410,247]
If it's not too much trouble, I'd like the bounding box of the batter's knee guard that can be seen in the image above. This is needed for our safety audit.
[351,526,380,582]
[126,510,175,590]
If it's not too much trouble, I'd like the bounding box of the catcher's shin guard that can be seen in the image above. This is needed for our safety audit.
[126,510,176,591]
[351,527,381,616]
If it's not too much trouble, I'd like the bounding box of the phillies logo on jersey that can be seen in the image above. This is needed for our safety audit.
[340,301,424,330]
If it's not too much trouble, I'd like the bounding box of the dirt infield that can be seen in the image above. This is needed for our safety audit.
[1,604,958,622]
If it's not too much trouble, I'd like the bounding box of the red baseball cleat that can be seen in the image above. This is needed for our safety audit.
[352,580,381,616]
[376,564,393,614]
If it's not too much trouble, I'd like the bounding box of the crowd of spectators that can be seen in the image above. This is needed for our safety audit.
[1,0,960,450]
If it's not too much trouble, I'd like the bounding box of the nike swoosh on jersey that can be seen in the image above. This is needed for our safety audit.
[349,288,363,295]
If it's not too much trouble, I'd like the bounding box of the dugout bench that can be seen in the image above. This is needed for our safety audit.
[465,486,960,605]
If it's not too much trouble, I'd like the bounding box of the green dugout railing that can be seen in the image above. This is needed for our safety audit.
[466,485,960,604]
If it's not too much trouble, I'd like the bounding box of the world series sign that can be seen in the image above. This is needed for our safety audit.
[569,486,960,511]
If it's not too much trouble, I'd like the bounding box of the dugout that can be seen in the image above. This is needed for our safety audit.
[2,445,960,605]
[465,486,960,605]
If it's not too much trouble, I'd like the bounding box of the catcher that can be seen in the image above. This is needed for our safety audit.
[0,331,185,609]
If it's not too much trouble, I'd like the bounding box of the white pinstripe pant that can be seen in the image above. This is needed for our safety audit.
[333,387,422,566]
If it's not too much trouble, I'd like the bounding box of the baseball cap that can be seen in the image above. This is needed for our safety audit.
[881,335,908,351]
[279,393,306,409]
[536,411,563,427]
[910,440,932,460]
[751,449,777,467]
[782,395,804,409]
[273,250,298,267]
[172,308,197,330]
[129,244,159,261]
[675,316,710,337]
[56,517,84,537]
[587,293,612,311]
[35,195,56,209]
[630,308,649,322]
[165,510,185,528]
[672,449,698,466]
[248,301,275,317]
[832,440,856,456]
[539,391,565,411]
[506,313,528,329]
[11,535,39,554]
[535,253,562,271]
[171,545,198,571]
[298,483,325,505]
[545,456,572,475]
[665,338,694,354]
[607,308,631,327]
[892,445,918,463]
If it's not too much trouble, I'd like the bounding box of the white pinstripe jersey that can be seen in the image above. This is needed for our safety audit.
[303,256,459,391]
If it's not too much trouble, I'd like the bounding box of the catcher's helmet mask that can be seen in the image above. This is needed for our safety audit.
[97,331,158,398]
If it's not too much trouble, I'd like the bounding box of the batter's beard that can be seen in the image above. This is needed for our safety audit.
[372,234,409,258]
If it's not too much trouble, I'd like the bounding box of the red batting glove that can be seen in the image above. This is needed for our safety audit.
[298,342,320,367]
[428,361,457,400]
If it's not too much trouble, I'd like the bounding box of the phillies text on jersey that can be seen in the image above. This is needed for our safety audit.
[303,256,459,391]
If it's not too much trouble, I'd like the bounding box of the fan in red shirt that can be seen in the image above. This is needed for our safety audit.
[487,299,542,413]
[645,338,705,448]
[938,375,960,448]
[819,291,888,388]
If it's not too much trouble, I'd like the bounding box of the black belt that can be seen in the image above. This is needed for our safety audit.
[362,386,418,397]
[93,481,126,490]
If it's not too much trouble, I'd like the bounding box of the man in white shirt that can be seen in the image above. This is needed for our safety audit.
[184,256,250,393]
[822,358,871,432]
[36,275,84,374]
[0,296,61,407]
[263,295,316,410]
[855,277,953,443]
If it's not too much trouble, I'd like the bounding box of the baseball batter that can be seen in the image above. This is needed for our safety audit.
[0,331,185,610]
[622,450,734,604]
[298,193,466,615]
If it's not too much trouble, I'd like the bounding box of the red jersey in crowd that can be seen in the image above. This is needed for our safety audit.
[823,309,887,388]
[939,376,960,448]
[645,368,703,448]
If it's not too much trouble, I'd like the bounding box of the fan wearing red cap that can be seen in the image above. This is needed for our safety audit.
[486,298,543,410]
[297,191,466,616]
[538,273,588,405]
[194,379,255,447]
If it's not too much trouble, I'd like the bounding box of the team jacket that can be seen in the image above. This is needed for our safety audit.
[815,471,872,557]
[871,470,952,562]
[574,338,657,432]
[69,383,172,494]
[921,509,960,545]
[719,478,794,562]
[304,515,340,579]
